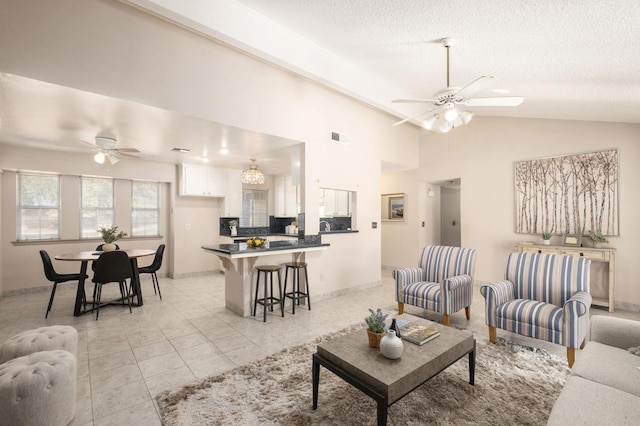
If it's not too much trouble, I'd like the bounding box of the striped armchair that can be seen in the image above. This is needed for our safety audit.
[393,245,477,326]
[481,252,591,367]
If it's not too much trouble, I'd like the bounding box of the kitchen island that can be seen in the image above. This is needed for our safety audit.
[202,240,329,316]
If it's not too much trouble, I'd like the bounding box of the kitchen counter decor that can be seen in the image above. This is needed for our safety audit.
[246,237,267,248]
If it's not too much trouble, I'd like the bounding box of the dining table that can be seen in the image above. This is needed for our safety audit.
[54,248,156,317]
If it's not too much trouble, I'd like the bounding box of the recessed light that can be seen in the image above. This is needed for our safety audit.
[219,147,229,155]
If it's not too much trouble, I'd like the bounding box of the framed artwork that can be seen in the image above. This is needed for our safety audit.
[515,149,619,236]
[382,193,405,221]
[563,234,582,247]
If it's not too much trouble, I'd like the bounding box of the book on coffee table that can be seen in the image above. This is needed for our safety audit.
[399,323,440,345]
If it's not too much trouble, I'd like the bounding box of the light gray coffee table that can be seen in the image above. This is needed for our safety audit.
[312,314,475,426]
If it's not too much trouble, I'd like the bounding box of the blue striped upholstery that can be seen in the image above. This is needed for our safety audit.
[393,245,476,316]
[481,252,591,350]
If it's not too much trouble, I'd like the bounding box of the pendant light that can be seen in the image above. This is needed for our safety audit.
[241,158,265,185]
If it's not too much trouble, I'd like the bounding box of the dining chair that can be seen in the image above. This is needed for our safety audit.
[91,250,133,320]
[138,244,165,300]
[39,250,88,319]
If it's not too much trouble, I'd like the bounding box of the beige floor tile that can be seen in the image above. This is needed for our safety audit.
[168,331,209,350]
[91,363,143,394]
[92,379,151,420]
[93,399,160,426]
[137,351,186,378]
[133,340,176,362]
[176,341,221,364]
[89,348,137,374]
[187,353,235,378]
[144,365,197,398]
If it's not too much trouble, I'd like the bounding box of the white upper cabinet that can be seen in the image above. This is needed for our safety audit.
[179,164,226,197]
[274,175,298,217]
[222,169,242,217]
[321,188,351,216]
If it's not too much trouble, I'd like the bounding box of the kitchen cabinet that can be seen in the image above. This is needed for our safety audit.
[274,175,298,217]
[322,188,350,216]
[221,169,242,217]
[180,164,226,197]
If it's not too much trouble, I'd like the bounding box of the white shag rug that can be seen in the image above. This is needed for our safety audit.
[156,324,569,425]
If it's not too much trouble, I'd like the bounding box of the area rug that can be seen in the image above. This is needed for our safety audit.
[156,324,569,425]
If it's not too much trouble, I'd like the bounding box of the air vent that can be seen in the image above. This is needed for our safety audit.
[331,131,349,145]
[171,147,191,153]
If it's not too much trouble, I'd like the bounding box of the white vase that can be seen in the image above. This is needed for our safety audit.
[543,240,550,246]
[102,243,117,251]
[230,226,237,236]
[380,329,403,359]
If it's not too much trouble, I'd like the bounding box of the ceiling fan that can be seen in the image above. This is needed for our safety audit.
[392,38,523,132]
[86,135,140,164]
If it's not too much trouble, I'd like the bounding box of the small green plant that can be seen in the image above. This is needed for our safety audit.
[228,220,238,227]
[541,232,552,240]
[587,230,609,245]
[97,225,128,243]
[365,308,388,333]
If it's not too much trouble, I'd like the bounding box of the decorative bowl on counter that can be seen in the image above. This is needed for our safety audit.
[246,237,267,248]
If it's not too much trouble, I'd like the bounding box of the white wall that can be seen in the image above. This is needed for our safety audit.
[441,187,461,247]
[381,116,640,309]
[0,0,421,298]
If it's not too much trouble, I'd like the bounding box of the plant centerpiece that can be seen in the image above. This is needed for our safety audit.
[97,225,127,251]
[541,232,552,245]
[365,308,388,348]
[587,230,609,247]
[246,236,267,248]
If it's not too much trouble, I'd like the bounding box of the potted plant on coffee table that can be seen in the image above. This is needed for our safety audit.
[365,308,388,348]
[97,225,127,251]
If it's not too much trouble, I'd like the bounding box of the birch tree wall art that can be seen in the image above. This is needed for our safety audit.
[515,149,619,236]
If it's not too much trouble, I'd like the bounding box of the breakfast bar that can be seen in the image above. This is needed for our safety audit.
[202,240,329,316]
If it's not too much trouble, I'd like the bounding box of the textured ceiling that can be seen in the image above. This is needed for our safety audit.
[234,0,640,124]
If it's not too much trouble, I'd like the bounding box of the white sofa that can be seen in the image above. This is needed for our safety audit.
[547,315,640,425]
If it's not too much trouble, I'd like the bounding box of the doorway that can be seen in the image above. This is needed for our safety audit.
[439,179,461,247]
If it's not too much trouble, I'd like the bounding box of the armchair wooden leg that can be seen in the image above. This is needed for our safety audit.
[488,326,496,343]
[442,314,450,326]
[567,347,576,368]
[397,302,404,315]
[465,306,471,320]
[580,339,586,350]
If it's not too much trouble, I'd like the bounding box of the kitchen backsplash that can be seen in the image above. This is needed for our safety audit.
[220,216,298,237]
[319,216,352,231]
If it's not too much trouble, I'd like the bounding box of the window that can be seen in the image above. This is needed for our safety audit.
[81,177,114,238]
[132,181,160,236]
[240,189,268,227]
[17,173,60,240]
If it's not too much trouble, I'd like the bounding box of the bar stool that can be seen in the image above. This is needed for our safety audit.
[283,262,310,314]
[253,265,284,322]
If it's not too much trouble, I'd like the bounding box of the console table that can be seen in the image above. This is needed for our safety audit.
[515,243,616,312]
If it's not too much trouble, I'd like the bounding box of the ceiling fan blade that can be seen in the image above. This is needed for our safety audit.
[465,96,524,107]
[392,98,436,104]
[454,76,497,100]
[392,108,435,126]
[114,148,140,153]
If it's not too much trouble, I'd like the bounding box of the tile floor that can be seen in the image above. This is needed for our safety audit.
[0,270,638,425]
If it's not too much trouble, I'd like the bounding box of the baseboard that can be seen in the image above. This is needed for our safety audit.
[312,280,382,302]
[169,270,224,280]
[1,284,50,297]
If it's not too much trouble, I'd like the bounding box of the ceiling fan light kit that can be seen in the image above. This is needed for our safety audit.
[392,37,523,133]
[90,135,138,164]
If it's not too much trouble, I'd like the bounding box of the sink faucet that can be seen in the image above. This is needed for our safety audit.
[320,221,331,232]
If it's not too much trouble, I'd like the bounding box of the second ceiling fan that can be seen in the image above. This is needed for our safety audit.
[392,38,523,132]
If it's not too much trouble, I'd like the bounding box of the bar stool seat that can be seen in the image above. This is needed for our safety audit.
[283,262,310,314]
[253,265,284,322]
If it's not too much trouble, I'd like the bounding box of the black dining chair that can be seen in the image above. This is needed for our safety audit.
[92,250,133,320]
[40,250,88,319]
[138,244,165,300]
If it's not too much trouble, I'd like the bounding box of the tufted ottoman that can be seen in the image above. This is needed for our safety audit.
[0,325,77,363]
[0,350,76,426]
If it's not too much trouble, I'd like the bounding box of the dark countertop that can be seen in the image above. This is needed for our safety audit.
[202,240,330,257]
[319,230,359,234]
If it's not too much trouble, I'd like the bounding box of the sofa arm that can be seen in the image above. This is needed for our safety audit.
[392,268,424,302]
[480,280,515,327]
[590,315,640,350]
[443,274,472,292]
[564,291,592,317]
